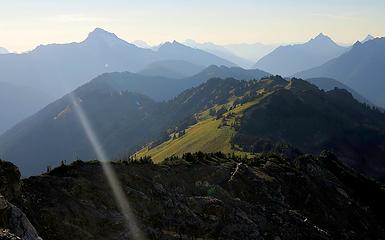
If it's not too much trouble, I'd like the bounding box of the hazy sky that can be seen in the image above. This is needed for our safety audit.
[1,0,385,52]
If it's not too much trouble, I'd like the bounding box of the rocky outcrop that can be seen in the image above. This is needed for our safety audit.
[0,229,21,240]
[0,161,41,240]
[0,161,21,202]
[16,153,385,240]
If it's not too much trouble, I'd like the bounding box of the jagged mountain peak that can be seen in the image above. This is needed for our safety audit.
[307,33,337,45]
[255,33,346,76]
[352,40,362,48]
[363,34,375,43]
[159,40,187,49]
[314,32,328,39]
[155,41,236,66]
[83,27,133,48]
[31,29,122,51]
[87,27,117,39]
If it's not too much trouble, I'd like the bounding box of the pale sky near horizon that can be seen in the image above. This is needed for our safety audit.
[1,0,385,52]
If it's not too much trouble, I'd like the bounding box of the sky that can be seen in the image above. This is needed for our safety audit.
[1,0,385,52]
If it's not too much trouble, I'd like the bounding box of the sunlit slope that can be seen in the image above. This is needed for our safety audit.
[136,118,233,162]
[136,97,263,162]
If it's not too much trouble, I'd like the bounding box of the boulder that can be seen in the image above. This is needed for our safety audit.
[0,161,41,240]
[0,161,20,201]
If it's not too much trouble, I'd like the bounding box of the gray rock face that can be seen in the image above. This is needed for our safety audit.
[0,229,21,240]
[0,161,42,240]
[0,161,21,201]
[0,195,42,240]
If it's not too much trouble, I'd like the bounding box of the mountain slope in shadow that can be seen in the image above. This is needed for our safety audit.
[295,37,385,108]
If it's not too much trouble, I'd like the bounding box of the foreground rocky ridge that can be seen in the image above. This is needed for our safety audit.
[1,152,385,239]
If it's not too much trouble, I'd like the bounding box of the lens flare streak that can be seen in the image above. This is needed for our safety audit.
[68,93,146,240]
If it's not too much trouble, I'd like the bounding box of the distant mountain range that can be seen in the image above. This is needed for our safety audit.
[296,37,385,108]
[183,39,254,68]
[138,60,205,79]
[156,40,235,67]
[37,64,364,104]
[0,47,8,54]
[87,65,270,102]
[0,28,237,133]
[0,28,234,98]
[0,82,54,134]
[255,33,348,76]
[132,40,278,65]
[224,42,278,62]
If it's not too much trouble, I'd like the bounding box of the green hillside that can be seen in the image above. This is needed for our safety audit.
[136,78,385,182]
[136,118,233,162]
[136,98,262,162]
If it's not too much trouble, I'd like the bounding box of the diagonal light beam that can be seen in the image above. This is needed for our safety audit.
[68,93,146,240]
